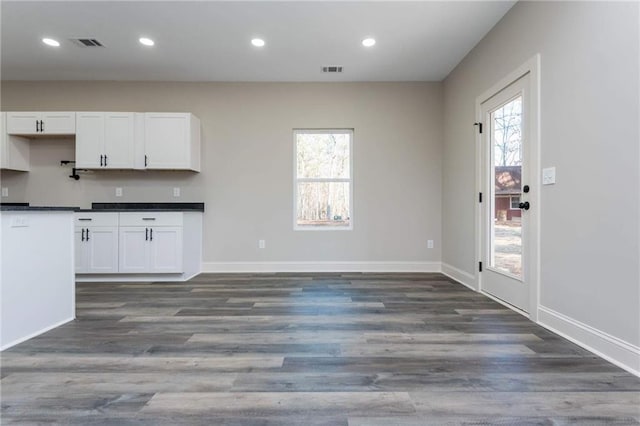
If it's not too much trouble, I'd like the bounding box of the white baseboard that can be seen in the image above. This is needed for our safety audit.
[441,262,477,290]
[76,273,187,283]
[538,305,640,377]
[1,316,75,351]
[201,261,441,273]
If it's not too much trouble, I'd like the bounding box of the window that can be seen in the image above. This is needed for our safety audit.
[294,129,352,230]
[510,195,521,209]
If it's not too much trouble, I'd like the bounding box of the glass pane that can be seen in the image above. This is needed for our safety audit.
[297,182,350,227]
[491,96,523,277]
[297,132,350,178]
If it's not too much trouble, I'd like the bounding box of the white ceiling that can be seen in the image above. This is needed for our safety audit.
[1,1,516,82]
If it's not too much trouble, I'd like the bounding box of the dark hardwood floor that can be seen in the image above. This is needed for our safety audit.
[2,273,639,425]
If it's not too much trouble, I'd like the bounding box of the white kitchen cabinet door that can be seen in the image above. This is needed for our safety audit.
[0,113,29,171]
[6,112,40,135]
[148,227,183,273]
[103,113,135,169]
[86,227,119,273]
[41,112,76,134]
[75,112,104,168]
[119,227,150,273]
[144,113,200,171]
[6,112,75,135]
[75,228,89,273]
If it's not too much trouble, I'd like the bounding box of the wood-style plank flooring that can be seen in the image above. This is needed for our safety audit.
[2,273,639,425]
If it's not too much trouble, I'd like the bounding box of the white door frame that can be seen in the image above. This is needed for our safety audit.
[475,54,541,321]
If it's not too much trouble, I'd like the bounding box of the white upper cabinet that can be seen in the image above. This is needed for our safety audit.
[76,112,135,169]
[0,112,30,171]
[6,111,75,136]
[144,113,200,171]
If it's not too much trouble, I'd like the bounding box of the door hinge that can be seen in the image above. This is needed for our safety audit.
[474,122,483,134]
[479,261,483,272]
[479,192,483,203]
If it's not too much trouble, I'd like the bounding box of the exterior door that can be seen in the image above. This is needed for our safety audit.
[479,73,534,312]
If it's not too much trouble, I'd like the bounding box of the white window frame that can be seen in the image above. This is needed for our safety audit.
[293,128,354,231]
[509,195,521,210]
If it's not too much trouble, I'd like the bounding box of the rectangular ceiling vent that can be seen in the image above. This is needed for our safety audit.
[70,38,104,48]
[322,66,343,73]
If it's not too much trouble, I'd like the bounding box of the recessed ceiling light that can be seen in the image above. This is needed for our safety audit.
[251,38,265,47]
[42,38,60,47]
[139,37,155,47]
[362,38,376,47]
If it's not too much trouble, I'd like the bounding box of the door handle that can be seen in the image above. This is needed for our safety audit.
[518,201,530,210]
[81,228,85,241]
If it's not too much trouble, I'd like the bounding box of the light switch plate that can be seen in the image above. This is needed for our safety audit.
[258,239,266,249]
[1,187,8,197]
[115,187,123,197]
[542,167,556,185]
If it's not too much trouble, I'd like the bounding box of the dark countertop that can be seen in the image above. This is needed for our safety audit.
[1,206,79,212]
[77,202,205,212]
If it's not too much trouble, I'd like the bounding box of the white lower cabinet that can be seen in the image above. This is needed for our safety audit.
[119,225,183,273]
[76,211,198,280]
[74,213,119,274]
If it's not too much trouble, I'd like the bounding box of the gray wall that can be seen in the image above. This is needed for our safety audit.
[442,1,639,346]
[1,82,443,264]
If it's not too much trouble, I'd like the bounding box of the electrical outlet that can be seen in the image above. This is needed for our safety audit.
[1,187,8,197]
[427,240,434,249]
[173,187,181,197]
[115,187,123,197]
[258,239,266,249]
[10,216,28,227]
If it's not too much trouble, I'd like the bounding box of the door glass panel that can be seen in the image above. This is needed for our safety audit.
[490,95,523,278]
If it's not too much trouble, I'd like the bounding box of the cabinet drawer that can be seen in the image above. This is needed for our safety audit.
[75,212,119,227]
[119,212,183,227]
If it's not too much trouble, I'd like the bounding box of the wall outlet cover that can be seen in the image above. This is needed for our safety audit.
[115,187,123,197]
[1,187,8,197]
[173,187,181,197]
[427,240,434,249]
[258,239,266,249]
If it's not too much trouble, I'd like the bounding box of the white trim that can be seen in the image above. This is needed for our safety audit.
[293,128,354,231]
[538,305,640,377]
[76,273,186,282]
[201,261,440,274]
[0,316,75,351]
[441,262,477,291]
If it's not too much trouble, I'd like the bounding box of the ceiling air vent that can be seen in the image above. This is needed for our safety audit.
[322,66,343,73]
[70,38,104,48]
